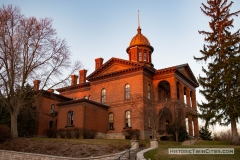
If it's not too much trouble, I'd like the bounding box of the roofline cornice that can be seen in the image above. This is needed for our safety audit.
[175,70,199,88]
[56,82,90,92]
[87,57,143,80]
[56,98,109,109]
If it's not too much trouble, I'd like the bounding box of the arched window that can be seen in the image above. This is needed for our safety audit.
[125,84,130,99]
[158,81,171,102]
[148,84,151,99]
[109,113,114,130]
[139,52,142,61]
[125,111,131,127]
[101,88,106,103]
[144,52,147,61]
[67,111,74,126]
[50,104,55,114]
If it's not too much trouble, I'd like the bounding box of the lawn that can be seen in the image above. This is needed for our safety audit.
[144,140,240,160]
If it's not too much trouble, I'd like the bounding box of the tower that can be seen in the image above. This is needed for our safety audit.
[126,11,154,67]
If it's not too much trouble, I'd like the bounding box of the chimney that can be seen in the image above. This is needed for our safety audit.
[79,69,87,84]
[48,89,54,93]
[33,80,41,91]
[95,58,104,70]
[71,74,78,86]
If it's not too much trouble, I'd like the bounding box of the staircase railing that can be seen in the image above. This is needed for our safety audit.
[139,139,150,151]
[116,140,139,160]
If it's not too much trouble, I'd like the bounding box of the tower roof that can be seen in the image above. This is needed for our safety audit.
[129,27,151,47]
[126,11,153,52]
[126,27,154,52]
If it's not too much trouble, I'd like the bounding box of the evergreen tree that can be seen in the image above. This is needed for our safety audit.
[199,127,212,140]
[194,0,240,145]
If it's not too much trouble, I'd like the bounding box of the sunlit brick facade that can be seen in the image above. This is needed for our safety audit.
[35,25,199,139]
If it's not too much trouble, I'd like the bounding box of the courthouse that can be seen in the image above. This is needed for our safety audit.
[34,22,199,139]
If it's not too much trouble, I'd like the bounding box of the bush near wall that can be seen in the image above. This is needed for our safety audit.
[44,128,57,138]
[122,128,140,140]
[56,128,96,139]
[57,128,66,138]
[73,128,84,139]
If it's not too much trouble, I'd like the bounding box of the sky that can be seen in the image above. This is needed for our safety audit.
[1,0,240,131]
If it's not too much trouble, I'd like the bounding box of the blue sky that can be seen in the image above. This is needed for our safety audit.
[1,0,240,130]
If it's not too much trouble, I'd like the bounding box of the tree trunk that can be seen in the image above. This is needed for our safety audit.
[152,123,157,140]
[10,112,18,138]
[176,133,179,142]
[230,117,239,145]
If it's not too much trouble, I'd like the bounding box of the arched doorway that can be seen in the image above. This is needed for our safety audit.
[158,81,171,103]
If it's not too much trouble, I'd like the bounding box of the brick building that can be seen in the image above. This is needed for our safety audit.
[35,24,199,139]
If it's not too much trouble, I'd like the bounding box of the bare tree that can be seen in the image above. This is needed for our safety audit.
[161,99,187,142]
[0,5,82,138]
[126,93,195,142]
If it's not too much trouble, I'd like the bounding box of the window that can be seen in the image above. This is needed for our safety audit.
[144,52,147,61]
[148,84,151,99]
[49,121,53,128]
[139,52,142,61]
[67,111,74,126]
[101,88,106,103]
[125,111,131,127]
[125,84,130,99]
[50,104,55,114]
[109,113,114,130]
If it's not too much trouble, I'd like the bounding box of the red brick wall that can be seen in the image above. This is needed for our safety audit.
[84,102,108,133]
[35,97,59,136]
[57,102,108,133]
[60,72,145,134]
[57,103,84,129]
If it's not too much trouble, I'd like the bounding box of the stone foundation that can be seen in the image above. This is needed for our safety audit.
[105,133,125,139]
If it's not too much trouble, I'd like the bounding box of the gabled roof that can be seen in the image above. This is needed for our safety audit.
[87,57,155,81]
[175,63,199,87]
[39,90,73,102]
[56,82,90,93]
[155,63,199,88]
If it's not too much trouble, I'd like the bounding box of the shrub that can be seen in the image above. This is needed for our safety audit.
[212,129,232,141]
[84,129,97,139]
[133,129,140,140]
[44,128,57,138]
[66,128,73,139]
[199,127,212,140]
[122,128,140,140]
[122,128,134,139]
[73,128,84,139]
[0,124,10,142]
[57,128,66,138]
[167,125,189,142]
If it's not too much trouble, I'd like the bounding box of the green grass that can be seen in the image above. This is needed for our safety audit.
[144,140,240,160]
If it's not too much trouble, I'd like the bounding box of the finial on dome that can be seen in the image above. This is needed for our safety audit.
[137,10,141,34]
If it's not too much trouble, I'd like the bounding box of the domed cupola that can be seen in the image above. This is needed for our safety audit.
[126,12,154,67]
